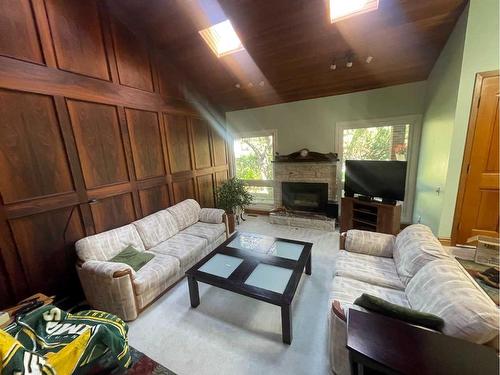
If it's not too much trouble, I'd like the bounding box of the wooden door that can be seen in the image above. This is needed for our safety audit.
[453,72,499,244]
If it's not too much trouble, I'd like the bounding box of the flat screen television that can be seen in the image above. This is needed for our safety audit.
[344,160,407,202]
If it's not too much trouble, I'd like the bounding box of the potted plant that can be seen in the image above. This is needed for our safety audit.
[216,177,253,233]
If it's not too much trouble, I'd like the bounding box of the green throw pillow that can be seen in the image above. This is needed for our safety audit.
[110,245,154,272]
[354,293,445,331]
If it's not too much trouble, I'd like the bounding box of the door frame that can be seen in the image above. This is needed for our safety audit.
[335,114,423,223]
[451,70,499,245]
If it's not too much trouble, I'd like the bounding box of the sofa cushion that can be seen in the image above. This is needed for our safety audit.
[166,199,201,231]
[133,210,178,249]
[345,230,395,258]
[149,233,207,269]
[330,276,410,313]
[334,250,404,290]
[181,222,226,243]
[406,259,499,344]
[393,224,449,285]
[199,208,225,224]
[76,224,145,261]
[133,252,180,296]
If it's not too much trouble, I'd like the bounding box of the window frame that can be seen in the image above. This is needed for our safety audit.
[230,129,277,209]
[335,115,422,223]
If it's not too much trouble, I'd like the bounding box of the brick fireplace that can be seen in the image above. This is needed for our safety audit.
[282,181,329,213]
[269,150,338,231]
[273,161,337,210]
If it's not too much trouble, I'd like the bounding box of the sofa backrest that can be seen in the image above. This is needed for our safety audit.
[133,210,178,249]
[406,259,499,344]
[393,224,449,285]
[75,224,145,261]
[166,199,201,230]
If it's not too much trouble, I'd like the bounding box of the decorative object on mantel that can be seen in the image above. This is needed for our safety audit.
[273,149,338,163]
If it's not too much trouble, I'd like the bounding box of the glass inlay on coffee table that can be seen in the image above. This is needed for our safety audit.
[185,232,312,344]
[245,264,294,294]
[198,254,244,278]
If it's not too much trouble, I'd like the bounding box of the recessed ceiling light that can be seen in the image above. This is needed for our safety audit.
[329,0,379,23]
[366,56,374,63]
[199,20,244,58]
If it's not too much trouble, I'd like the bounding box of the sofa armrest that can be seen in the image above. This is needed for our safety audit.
[344,229,395,258]
[199,208,226,224]
[339,232,347,251]
[77,261,138,321]
[81,260,135,279]
[332,300,347,321]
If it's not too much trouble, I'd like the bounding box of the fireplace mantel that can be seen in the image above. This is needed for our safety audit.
[273,149,338,163]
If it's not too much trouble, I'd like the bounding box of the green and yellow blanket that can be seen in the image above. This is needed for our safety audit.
[0,305,131,375]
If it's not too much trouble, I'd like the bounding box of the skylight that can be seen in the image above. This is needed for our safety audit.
[199,20,244,58]
[329,0,379,23]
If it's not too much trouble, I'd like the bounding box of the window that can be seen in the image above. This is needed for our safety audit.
[329,0,379,23]
[199,20,244,58]
[336,116,422,223]
[233,131,275,208]
[342,124,410,162]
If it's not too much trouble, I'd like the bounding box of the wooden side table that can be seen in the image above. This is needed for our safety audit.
[1,293,54,329]
[347,309,498,375]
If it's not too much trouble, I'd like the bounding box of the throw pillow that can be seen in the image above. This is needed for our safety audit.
[110,245,154,272]
[354,293,444,331]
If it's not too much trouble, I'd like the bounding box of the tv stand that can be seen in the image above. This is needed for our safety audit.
[381,198,397,205]
[340,197,401,235]
[357,195,373,202]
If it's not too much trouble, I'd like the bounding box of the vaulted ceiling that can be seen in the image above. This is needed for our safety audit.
[107,0,467,111]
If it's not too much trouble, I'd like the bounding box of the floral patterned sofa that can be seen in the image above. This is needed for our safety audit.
[75,199,227,321]
[329,224,499,375]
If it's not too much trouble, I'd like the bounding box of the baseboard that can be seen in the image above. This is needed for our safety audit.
[245,208,271,215]
[439,237,452,246]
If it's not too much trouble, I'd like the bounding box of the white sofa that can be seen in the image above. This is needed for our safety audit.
[75,199,227,321]
[329,224,499,375]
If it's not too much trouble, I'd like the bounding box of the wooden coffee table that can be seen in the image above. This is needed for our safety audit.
[185,231,313,344]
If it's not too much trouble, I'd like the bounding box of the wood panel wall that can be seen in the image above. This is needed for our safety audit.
[0,0,229,307]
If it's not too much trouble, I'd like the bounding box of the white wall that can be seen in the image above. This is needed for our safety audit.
[226,81,427,155]
[413,7,468,235]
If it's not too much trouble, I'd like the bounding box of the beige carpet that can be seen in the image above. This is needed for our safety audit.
[128,215,339,375]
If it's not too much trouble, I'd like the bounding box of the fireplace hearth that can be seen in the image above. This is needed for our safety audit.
[282,182,328,213]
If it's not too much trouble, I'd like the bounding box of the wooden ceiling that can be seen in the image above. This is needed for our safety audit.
[107,0,467,111]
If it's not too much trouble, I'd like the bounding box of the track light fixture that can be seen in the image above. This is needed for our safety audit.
[330,53,373,71]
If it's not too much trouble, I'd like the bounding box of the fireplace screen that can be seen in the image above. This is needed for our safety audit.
[282,182,328,213]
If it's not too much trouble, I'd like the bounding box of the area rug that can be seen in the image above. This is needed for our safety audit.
[127,216,339,375]
[126,347,176,374]
[87,347,176,374]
